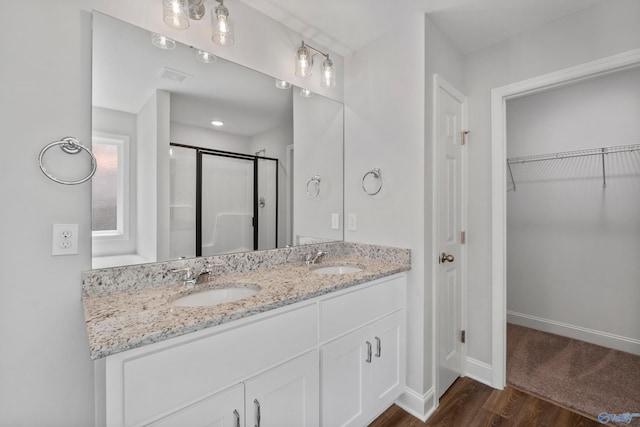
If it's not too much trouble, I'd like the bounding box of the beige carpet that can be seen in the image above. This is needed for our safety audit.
[507,323,640,422]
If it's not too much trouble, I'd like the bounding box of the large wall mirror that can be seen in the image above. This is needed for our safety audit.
[91,12,344,269]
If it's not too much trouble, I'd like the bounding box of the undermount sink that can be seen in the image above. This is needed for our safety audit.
[172,284,260,307]
[311,264,364,275]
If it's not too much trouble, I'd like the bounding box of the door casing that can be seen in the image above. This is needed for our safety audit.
[489,49,640,389]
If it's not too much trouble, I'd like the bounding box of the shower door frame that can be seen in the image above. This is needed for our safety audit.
[170,143,279,257]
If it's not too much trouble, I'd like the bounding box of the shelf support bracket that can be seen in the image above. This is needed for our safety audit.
[507,162,516,192]
[601,148,607,188]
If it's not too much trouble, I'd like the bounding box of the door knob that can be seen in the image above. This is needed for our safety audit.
[440,252,454,263]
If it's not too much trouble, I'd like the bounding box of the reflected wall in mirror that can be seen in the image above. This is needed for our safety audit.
[91,12,344,269]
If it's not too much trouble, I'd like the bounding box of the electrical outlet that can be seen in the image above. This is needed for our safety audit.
[52,224,79,256]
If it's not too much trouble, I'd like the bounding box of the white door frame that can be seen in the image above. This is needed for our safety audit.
[489,48,640,389]
[432,74,468,398]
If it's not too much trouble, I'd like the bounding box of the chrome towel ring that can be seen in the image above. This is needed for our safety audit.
[38,137,97,185]
[362,168,382,196]
[306,175,321,198]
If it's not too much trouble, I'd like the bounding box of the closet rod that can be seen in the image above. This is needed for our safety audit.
[506,143,640,191]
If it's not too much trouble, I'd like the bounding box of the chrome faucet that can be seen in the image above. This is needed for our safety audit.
[171,267,197,287]
[196,262,225,284]
[306,250,328,266]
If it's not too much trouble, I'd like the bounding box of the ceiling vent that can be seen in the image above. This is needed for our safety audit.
[157,66,192,83]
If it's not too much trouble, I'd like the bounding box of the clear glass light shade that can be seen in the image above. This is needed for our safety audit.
[212,2,234,46]
[274,79,291,89]
[321,57,336,88]
[300,88,313,98]
[295,44,313,78]
[163,0,190,29]
[197,50,217,63]
[151,33,176,49]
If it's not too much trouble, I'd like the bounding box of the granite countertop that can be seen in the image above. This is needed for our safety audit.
[83,255,410,359]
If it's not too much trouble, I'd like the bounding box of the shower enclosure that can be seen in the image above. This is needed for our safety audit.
[169,143,278,258]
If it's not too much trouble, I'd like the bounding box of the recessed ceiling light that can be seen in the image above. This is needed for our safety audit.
[211,120,224,127]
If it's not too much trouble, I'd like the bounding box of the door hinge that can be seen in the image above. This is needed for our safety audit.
[461,130,470,145]
[461,330,466,344]
[461,231,466,244]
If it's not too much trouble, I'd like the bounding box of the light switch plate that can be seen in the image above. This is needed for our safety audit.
[52,224,79,256]
[348,214,357,231]
[331,213,340,230]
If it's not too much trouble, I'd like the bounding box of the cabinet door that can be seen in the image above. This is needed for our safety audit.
[321,327,371,427]
[370,312,404,409]
[149,383,244,427]
[245,350,319,427]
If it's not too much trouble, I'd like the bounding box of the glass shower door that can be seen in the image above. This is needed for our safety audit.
[199,152,255,256]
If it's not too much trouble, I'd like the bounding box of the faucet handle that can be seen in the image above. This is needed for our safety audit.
[171,267,192,278]
[203,262,225,273]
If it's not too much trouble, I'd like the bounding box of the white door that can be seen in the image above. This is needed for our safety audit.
[436,77,466,398]
[245,350,319,427]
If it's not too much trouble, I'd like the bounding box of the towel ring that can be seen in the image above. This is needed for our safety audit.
[362,168,383,196]
[306,175,321,198]
[38,137,97,185]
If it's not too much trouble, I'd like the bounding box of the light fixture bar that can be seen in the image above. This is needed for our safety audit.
[295,41,336,88]
[300,41,330,61]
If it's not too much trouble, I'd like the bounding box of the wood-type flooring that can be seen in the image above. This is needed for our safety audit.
[368,377,600,427]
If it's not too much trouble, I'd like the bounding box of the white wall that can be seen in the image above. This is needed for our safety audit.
[136,90,171,263]
[0,1,342,425]
[0,2,95,425]
[343,12,465,417]
[465,0,640,367]
[506,68,640,352]
[294,94,344,243]
[170,122,252,153]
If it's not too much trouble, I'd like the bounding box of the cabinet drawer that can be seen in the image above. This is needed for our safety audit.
[319,275,405,342]
[117,304,317,426]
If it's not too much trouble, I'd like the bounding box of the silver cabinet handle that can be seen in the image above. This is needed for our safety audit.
[254,399,261,427]
[233,409,240,427]
[366,341,372,363]
[375,336,381,357]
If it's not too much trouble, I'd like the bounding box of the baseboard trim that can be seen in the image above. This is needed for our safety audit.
[507,311,640,355]
[464,357,493,387]
[395,386,436,422]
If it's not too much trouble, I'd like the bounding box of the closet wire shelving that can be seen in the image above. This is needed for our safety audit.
[506,143,640,191]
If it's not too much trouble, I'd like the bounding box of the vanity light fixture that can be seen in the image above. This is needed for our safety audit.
[212,0,234,46]
[151,32,176,50]
[161,0,234,48]
[295,41,336,89]
[196,49,217,63]
[211,120,224,127]
[300,88,313,98]
[275,79,291,89]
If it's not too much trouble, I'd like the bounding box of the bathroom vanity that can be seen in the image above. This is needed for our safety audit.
[83,242,410,427]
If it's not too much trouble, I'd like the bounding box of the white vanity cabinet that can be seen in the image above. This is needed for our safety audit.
[244,350,319,427]
[319,277,406,427]
[149,351,319,427]
[97,273,406,427]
